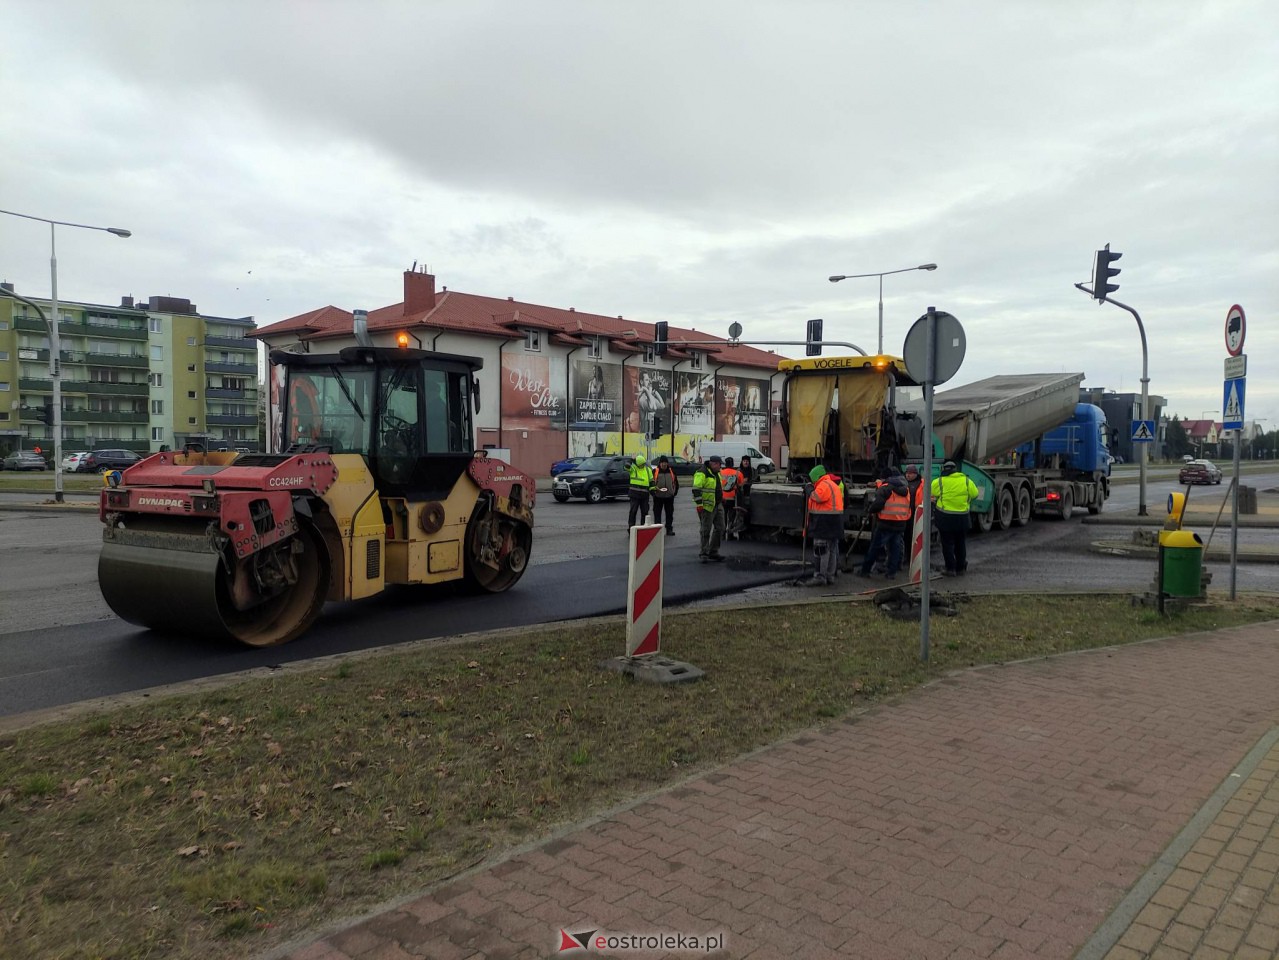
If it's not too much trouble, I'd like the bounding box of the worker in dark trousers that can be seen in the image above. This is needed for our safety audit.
[651,455,679,535]
[692,455,726,561]
[627,454,654,530]
[858,469,911,578]
[930,460,979,575]
[903,464,923,570]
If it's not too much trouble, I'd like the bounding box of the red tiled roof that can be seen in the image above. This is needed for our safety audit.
[1180,419,1217,438]
[255,286,783,372]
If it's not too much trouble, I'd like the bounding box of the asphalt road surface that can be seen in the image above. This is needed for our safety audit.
[1,467,1274,718]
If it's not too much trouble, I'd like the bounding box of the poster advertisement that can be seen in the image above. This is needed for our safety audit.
[674,371,715,435]
[569,359,622,430]
[501,353,566,431]
[625,367,672,436]
[717,375,768,437]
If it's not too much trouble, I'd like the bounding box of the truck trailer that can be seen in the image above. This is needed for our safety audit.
[747,355,1112,541]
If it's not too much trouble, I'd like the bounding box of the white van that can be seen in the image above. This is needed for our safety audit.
[697,441,776,475]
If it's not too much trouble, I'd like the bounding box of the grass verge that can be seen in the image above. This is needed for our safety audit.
[2,593,1277,959]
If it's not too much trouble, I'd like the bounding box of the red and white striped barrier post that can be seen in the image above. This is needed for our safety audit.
[625,522,665,657]
[909,499,926,583]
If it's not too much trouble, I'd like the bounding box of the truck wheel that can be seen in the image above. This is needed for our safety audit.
[1013,486,1032,526]
[973,509,994,534]
[1060,489,1074,520]
[995,487,1016,529]
[1087,489,1104,515]
[586,483,604,504]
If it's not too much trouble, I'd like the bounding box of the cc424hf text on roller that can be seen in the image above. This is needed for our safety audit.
[96,339,535,647]
[746,354,1113,542]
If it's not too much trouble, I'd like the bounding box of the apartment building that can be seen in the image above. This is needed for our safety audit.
[0,283,260,455]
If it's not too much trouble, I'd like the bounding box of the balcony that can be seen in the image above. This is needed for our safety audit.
[76,381,149,397]
[63,410,149,424]
[28,349,148,368]
[18,377,50,392]
[13,315,48,334]
[82,322,147,341]
[207,414,258,426]
[204,334,255,349]
[204,361,256,375]
[206,387,246,399]
[88,353,148,367]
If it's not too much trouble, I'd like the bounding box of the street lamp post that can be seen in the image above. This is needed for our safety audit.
[0,209,131,503]
[829,263,937,355]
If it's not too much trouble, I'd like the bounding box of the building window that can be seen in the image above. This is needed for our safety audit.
[187,337,197,346]
[187,364,196,372]
[149,317,162,333]
[188,417,197,425]
[689,351,702,371]
[523,329,541,352]
[0,412,9,422]
[642,345,656,364]
[188,390,196,399]
[150,345,163,361]
[0,320,9,330]
[0,351,8,361]
[587,336,603,360]
[151,427,164,441]
[147,372,163,387]
[151,400,163,414]
[0,382,9,391]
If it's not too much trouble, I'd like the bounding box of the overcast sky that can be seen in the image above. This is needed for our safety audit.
[2,0,1276,430]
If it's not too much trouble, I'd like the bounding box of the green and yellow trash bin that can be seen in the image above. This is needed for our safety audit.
[1158,529,1204,598]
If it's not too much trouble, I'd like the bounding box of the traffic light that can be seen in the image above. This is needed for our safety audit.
[653,321,668,357]
[805,318,823,356]
[1092,244,1121,301]
[649,414,663,439]
[35,403,54,425]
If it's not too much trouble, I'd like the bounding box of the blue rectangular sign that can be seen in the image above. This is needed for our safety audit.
[1222,377,1245,430]
[1130,420,1156,443]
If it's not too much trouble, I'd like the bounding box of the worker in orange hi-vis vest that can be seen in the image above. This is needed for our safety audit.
[719,457,742,540]
[803,464,844,585]
[858,469,911,580]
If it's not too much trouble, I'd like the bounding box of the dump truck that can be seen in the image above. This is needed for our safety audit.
[97,344,535,646]
[747,354,1111,539]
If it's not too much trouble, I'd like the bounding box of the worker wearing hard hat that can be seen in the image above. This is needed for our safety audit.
[627,454,655,530]
[931,460,979,576]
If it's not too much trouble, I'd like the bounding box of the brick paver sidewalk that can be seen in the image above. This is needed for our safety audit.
[267,621,1279,960]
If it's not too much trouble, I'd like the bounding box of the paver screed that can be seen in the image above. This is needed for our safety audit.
[269,621,1279,960]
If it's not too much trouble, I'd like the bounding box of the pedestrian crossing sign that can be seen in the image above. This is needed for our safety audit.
[1222,377,1245,430]
[1130,420,1155,443]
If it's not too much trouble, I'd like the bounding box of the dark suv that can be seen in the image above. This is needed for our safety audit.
[551,455,635,503]
[81,449,144,473]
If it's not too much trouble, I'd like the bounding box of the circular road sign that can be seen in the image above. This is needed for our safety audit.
[727,321,743,340]
[1225,304,1245,357]
[903,310,966,385]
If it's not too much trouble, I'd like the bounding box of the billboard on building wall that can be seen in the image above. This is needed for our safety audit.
[624,367,672,435]
[569,359,622,430]
[717,375,768,437]
[501,353,566,431]
[674,371,715,435]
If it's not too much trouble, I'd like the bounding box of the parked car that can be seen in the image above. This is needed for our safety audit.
[1178,459,1222,485]
[81,449,144,474]
[549,456,585,477]
[62,451,90,472]
[1182,454,1195,463]
[2,450,49,472]
[551,455,635,503]
[661,453,700,477]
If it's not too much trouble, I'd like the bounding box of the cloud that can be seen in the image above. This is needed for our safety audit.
[1,0,1276,424]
